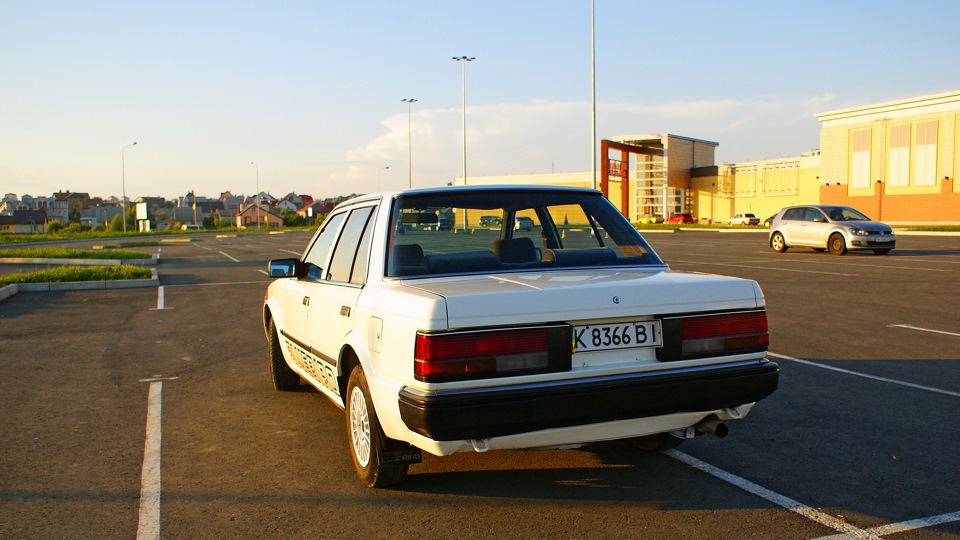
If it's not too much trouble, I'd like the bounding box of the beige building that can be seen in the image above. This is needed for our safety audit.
[461,89,960,224]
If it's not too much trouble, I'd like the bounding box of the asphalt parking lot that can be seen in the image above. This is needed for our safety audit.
[1,230,958,539]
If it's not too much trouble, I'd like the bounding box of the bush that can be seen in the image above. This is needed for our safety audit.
[46,221,62,233]
[109,214,124,232]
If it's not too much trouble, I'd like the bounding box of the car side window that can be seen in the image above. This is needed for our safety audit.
[803,208,826,222]
[327,206,376,284]
[781,208,803,221]
[302,212,346,280]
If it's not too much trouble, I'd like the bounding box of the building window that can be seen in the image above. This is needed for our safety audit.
[851,129,871,189]
[914,121,938,186]
[888,124,910,187]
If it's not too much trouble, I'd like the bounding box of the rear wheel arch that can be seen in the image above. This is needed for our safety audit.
[262,305,274,336]
[338,346,361,406]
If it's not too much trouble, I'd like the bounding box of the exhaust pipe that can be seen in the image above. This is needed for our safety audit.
[697,416,729,438]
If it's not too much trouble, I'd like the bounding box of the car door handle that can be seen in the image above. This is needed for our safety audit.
[302,296,310,306]
[340,306,351,317]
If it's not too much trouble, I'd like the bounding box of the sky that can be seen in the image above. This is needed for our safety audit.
[2,0,959,201]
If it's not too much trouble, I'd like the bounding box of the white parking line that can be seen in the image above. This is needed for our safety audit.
[279,249,301,256]
[165,280,269,288]
[890,257,960,265]
[769,352,960,398]
[670,259,855,276]
[258,269,269,276]
[888,324,960,338]
[137,381,163,540]
[149,286,173,311]
[664,449,879,539]
[814,510,960,539]
[750,253,952,273]
[219,251,240,262]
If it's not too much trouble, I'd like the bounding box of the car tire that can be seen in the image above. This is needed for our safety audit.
[268,320,300,391]
[828,233,847,256]
[770,232,788,253]
[630,432,684,451]
[873,248,892,255]
[346,366,409,488]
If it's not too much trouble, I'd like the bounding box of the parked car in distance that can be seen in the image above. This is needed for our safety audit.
[263,186,779,487]
[437,217,453,231]
[639,214,664,224]
[728,213,760,226]
[768,204,896,255]
[514,216,535,231]
[666,213,695,224]
[763,215,776,228]
[181,224,203,231]
[479,215,502,227]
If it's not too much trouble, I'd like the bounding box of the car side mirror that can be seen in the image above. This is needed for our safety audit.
[813,217,827,223]
[268,258,302,278]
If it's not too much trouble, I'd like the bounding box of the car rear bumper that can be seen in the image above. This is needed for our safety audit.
[397,359,779,441]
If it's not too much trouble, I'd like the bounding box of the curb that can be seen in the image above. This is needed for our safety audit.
[0,268,159,303]
[0,256,157,266]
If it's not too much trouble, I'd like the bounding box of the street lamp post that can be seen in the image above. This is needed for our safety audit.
[121,141,137,233]
[591,0,597,190]
[401,98,417,189]
[378,166,390,191]
[250,162,261,229]
[452,56,475,231]
[452,56,475,185]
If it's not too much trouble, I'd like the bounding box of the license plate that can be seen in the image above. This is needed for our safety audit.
[874,237,893,242]
[572,321,662,353]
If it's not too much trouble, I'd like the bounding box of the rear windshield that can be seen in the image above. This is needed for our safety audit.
[386,190,664,277]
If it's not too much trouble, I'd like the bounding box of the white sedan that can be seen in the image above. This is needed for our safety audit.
[263,186,779,487]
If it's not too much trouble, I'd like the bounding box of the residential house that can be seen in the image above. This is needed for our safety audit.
[275,199,298,212]
[236,204,283,228]
[0,210,48,234]
[81,205,123,228]
[53,191,92,213]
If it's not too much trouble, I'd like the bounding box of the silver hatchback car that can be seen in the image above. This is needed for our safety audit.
[769,205,896,255]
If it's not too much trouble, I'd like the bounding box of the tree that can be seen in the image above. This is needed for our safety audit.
[109,214,124,231]
[68,207,81,224]
[280,209,306,227]
[125,205,137,231]
[47,221,62,233]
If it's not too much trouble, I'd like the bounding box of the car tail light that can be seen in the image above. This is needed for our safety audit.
[415,326,571,383]
[658,310,769,361]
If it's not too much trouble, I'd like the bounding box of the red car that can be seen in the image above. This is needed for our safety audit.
[666,213,695,224]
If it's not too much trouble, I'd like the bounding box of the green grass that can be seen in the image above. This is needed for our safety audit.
[0,265,153,286]
[0,248,152,260]
[0,227,246,245]
[901,225,960,232]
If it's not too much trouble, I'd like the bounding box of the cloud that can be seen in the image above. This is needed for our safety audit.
[336,94,834,192]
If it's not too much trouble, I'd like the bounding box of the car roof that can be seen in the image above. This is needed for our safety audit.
[783,204,851,210]
[331,184,603,211]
